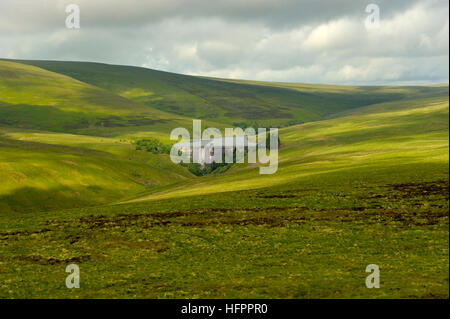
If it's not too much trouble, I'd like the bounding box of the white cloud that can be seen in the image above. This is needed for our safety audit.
[0,0,448,84]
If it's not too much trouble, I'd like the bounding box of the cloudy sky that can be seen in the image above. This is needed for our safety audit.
[0,0,448,84]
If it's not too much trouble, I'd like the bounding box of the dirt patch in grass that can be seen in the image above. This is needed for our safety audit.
[16,254,91,265]
[388,180,449,199]
[47,203,448,230]
[97,238,171,252]
[256,194,297,199]
[45,206,311,230]
[0,228,51,240]
[359,180,449,203]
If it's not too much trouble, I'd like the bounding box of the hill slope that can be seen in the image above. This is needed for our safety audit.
[0,128,192,213]
[0,60,194,137]
[12,59,447,127]
[127,94,449,202]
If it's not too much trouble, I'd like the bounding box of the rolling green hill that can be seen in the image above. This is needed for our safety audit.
[0,128,192,213]
[0,60,195,137]
[11,59,447,127]
[126,94,449,202]
[0,59,448,298]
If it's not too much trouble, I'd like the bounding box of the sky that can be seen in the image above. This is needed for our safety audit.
[0,0,448,84]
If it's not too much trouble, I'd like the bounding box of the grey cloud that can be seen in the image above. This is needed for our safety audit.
[0,0,426,33]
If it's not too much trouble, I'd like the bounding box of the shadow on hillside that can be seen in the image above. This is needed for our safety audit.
[0,185,109,214]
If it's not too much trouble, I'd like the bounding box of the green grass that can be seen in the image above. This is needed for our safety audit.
[0,59,448,298]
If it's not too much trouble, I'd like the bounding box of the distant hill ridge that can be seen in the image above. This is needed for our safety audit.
[4,59,447,133]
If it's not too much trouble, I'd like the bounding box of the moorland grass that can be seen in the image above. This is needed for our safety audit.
[0,89,447,298]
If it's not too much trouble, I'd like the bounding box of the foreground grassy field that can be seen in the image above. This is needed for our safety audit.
[0,154,447,298]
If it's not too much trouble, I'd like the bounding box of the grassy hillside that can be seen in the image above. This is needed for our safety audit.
[12,59,447,127]
[126,94,449,202]
[0,91,447,298]
[0,127,192,214]
[0,60,195,137]
[0,60,203,213]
